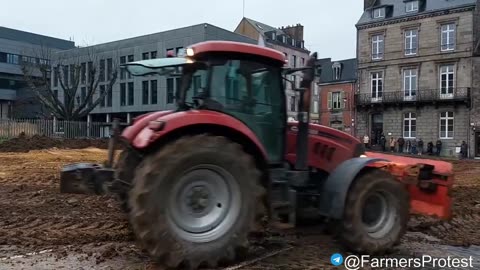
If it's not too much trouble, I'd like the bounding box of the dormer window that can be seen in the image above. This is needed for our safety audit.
[373,7,385,18]
[272,32,276,40]
[406,1,419,13]
[291,38,295,46]
[332,62,342,80]
[282,35,287,43]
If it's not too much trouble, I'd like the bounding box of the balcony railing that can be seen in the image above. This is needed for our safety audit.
[355,87,470,106]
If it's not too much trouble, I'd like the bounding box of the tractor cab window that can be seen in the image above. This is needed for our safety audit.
[205,58,286,163]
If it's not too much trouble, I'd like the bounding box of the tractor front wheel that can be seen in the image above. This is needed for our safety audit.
[129,135,266,269]
[339,169,409,254]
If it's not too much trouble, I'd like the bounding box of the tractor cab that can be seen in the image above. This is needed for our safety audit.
[124,41,314,164]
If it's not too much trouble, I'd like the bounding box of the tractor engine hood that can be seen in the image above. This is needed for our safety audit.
[121,110,174,142]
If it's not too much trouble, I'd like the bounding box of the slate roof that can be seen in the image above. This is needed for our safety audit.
[243,18,286,36]
[357,0,477,26]
[0,26,75,50]
[316,58,357,84]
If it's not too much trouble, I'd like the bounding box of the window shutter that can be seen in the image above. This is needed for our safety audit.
[328,92,332,110]
[341,91,346,109]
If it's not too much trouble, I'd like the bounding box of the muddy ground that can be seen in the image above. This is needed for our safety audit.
[0,145,479,269]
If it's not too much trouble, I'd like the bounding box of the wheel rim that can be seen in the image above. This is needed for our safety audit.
[167,164,241,243]
[361,190,397,239]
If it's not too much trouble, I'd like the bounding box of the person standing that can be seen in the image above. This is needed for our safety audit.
[380,133,386,152]
[397,137,405,153]
[363,134,370,149]
[411,139,417,155]
[436,140,442,156]
[418,138,424,156]
[389,137,396,152]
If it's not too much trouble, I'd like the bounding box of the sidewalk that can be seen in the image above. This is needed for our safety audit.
[366,150,478,162]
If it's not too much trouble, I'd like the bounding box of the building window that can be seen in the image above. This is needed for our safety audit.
[151,51,157,59]
[372,34,384,60]
[373,8,385,18]
[151,80,158,104]
[441,23,456,51]
[106,87,112,107]
[81,63,86,84]
[406,1,419,12]
[120,83,126,106]
[166,48,174,57]
[120,56,126,80]
[81,87,86,103]
[53,67,58,87]
[333,62,342,80]
[142,52,149,60]
[328,91,344,110]
[405,29,418,55]
[99,85,106,107]
[440,112,454,139]
[127,55,134,79]
[99,60,105,82]
[371,72,383,101]
[271,32,276,40]
[440,65,455,98]
[176,47,184,56]
[87,62,93,83]
[282,36,287,43]
[6,53,19,64]
[167,78,175,104]
[403,113,417,138]
[128,82,134,105]
[292,55,297,68]
[290,96,296,112]
[313,100,319,113]
[291,38,295,46]
[107,58,112,81]
[63,65,69,86]
[142,81,149,105]
[403,69,417,100]
[69,64,75,86]
[301,57,305,66]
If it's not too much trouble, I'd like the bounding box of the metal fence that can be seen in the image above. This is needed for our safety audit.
[0,119,111,139]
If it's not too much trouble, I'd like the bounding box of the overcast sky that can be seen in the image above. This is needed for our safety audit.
[2,0,363,60]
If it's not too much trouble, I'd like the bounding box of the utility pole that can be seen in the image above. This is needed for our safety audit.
[243,0,245,17]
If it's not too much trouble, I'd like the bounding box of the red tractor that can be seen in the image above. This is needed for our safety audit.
[60,41,454,269]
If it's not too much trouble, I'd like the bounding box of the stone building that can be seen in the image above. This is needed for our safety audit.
[356,0,479,157]
[316,58,357,136]
[234,18,312,120]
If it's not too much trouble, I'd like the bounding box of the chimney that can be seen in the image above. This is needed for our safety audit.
[282,24,304,41]
[364,0,376,10]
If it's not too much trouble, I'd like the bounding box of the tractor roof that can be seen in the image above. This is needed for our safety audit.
[189,41,286,64]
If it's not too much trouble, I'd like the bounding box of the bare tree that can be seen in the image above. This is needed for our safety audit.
[20,45,119,121]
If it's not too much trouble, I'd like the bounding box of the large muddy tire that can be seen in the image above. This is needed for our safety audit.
[129,135,266,269]
[338,169,409,254]
[114,148,141,212]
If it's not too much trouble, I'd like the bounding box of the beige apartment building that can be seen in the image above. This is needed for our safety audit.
[356,0,480,157]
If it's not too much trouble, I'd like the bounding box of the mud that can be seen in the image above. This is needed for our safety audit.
[0,148,479,269]
[0,135,112,153]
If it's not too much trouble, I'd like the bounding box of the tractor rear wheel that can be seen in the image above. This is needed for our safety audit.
[129,135,266,269]
[339,169,409,254]
[114,148,141,212]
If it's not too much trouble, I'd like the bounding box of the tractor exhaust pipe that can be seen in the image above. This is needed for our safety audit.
[295,52,317,171]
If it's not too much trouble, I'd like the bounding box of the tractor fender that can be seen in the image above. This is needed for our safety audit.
[318,157,389,219]
[128,110,268,160]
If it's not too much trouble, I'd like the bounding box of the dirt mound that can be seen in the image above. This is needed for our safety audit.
[0,135,111,153]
